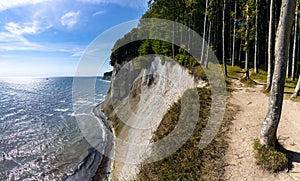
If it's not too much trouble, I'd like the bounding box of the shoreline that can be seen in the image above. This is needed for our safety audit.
[65,103,114,181]
[92,103,114,180]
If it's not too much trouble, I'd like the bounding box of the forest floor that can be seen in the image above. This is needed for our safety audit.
[224,79,300,180]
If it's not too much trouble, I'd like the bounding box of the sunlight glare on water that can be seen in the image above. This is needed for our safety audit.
[0,77,110,180]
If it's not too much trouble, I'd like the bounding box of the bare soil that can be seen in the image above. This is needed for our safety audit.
[224,80,300,180]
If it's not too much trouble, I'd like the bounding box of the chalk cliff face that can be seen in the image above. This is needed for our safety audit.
[102,56,205,180]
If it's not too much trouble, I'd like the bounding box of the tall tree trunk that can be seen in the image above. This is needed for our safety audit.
[292,75,300,98]
[206,20,212,69]
[201,0,209,65]
[172,0,175,59]
[238,39,243,66]
[188,16,191,62]
[266,0,275,91]
[214,14,218,55]
[222,0,228,76]
[286,44,291,78]
[260,0,296,147]
[172,22,175,59]
[291,4,298,81]
[231,0,237,66]
[229,4,232,65]
[265,29,268,68]
[245,3,250,71]
[254,0,259,74]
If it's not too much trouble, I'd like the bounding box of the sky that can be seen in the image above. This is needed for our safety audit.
[0,0,148,77]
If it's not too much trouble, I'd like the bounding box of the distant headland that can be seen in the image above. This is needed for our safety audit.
[102,71,112,81]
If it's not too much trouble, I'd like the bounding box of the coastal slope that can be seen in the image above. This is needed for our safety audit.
[100,57,205,180]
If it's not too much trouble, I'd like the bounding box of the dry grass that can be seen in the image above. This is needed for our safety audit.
[137,88,236,180]
[240,77,257,87]
[253,140,288,172]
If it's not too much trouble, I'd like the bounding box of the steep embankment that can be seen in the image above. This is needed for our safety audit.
[101,57,206,180]
[225,80,300,180]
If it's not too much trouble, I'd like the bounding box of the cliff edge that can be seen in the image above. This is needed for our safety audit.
[98,56,206,180]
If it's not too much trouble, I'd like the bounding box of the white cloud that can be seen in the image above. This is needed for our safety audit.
[54,47,85,57]
[0,32,42,51]
[60,11,80,28]
[4,21,49,35]
[93,10,106,16]
[77,0,147,9]
[0,20,52,51]
[0,0,48,12]
[72,50,85,57]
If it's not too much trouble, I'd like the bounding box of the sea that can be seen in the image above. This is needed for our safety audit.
[0,77,110,180]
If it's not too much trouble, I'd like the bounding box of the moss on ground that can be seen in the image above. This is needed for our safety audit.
[253,140,288,172]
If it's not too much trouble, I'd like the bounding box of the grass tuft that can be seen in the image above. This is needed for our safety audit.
[227,65,243,79]
[253,140,288,172]
[250,69,268,83]
[240,77,257,87]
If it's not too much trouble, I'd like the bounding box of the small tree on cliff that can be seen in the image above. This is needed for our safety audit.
[260,0,296,147]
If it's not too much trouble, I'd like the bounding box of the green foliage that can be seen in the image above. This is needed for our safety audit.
[190,66,208,82]
[227,65,243,78]
[236,0,258,52]
[110,28,142,66]
[250,68,268,83]
[109,0,207,67]
[175,48,199,68]
[151,40,172,56]
[253,140,288,172]
[138,40,154,56]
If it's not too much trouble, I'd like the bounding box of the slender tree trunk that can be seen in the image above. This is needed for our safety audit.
[213,14,217,54]
[264,0,270,68]
[245,4,250,71]
[229,4,232,65]
[238,39,242,66]
[298,32,300,77]
[265,30,268,68]
[172,0,175,59]
[266,0,275,91]
[260,0,296,147]
[254,0,259,74]
[172,22,175,59]
[292,75,300,98]
[274,0,278,30]
[206,20,212,69]
[222,0,228,76]
[201,0,209,65]
[188,17,191,53]
[231,0,237,66]
[213,15,216,52]
[291,4,298,81]
[286,44,290,78]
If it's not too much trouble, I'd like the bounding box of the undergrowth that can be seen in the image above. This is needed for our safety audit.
[137,88,236,180]
[253,140,288,172]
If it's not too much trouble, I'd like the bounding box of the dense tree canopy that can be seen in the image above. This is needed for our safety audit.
[110,0,299,79]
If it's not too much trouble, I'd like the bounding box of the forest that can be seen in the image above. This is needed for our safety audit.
[108,0,300,179]
[110,0,300,93]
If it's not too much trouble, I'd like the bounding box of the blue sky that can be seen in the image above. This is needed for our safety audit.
[0,0,147,77]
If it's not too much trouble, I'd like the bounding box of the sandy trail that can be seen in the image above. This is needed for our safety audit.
[224,80,300,180]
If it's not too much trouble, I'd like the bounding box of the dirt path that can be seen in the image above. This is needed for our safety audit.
[224,81,300,180]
